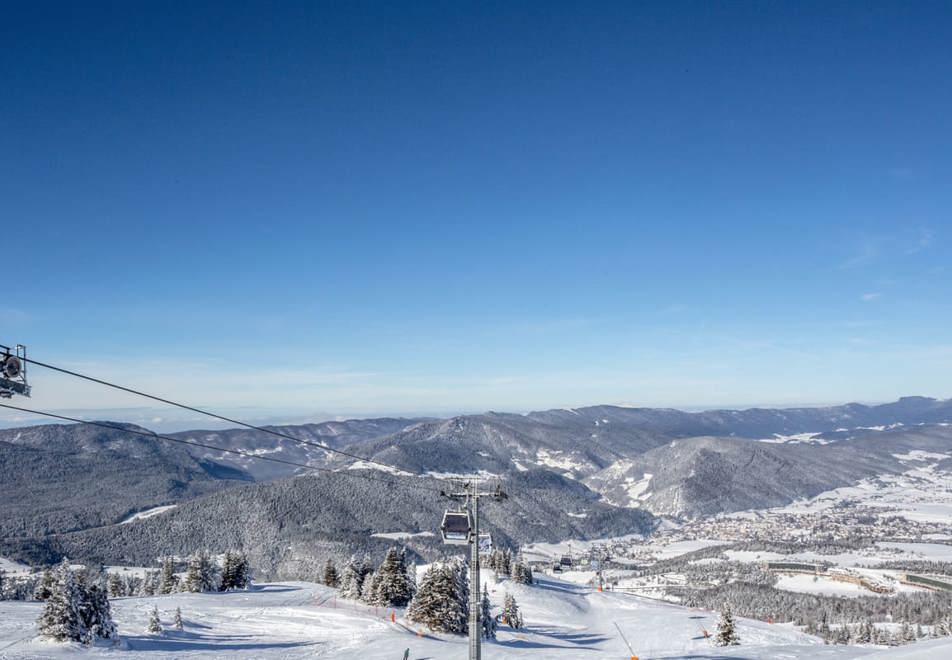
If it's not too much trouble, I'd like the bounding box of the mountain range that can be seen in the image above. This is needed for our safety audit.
[1,396,951,575]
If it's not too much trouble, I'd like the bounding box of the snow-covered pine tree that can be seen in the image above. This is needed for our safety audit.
[480,585,496,639]
[37,561,85,642]
[185,550,217,593]
[715,605,740,646]
[405,559,417,599]
[937,613,952,636]
[140,570,159,596]
[901,621,915,643]
[79,582,117,642]
[855,620,872,644]
[33,569,54,601]
[148,606,162,634]
[406,562,468,634]
[159,557,178,594]
[173,607,184,631]
[323,559,340,588]
[502,592,522,629]
[107,573,124,598]
[219,552,236,591]
[361,571,379,604]
[338,558,362,600]
[452,558,469,628]
[373,548,413,607]
[511,559,535,585]
[233,551,252,589]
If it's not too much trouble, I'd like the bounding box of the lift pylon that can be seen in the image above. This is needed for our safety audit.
[0,344,30,398]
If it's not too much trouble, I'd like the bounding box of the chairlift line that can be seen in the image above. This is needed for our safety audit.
[14,352,438,480]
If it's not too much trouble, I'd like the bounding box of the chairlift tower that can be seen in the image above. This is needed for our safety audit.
[0,344,30,398]
[440,477,506,660]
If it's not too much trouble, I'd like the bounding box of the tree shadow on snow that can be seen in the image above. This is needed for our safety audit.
[124,632,320,653]
[643,655,749,660]
[493,638,599,651]
[522,626,609,646]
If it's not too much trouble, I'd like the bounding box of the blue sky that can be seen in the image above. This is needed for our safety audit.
[2,1,950,421]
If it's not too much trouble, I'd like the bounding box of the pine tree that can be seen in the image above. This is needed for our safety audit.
[406,562,469,634]
[323,559,340,588]
[338,558,362,600]
[937,613,952,636]
[502,592,522,629]
[79,583,117,642]
[480,585,496,639]
[140,570,159,596]
[361,571,379,604]
[405,560,417,599]
[37,561,85,642]
[185,550,217,593]
[901,621,915,643]
[108,573,125,598]
[231,551,251,589]
[148,606,162,634]
[220,552,236,591]
[173,607,184,631]
[159,557,178,594]
[373,548,413,607]
[715,605,740,646]
[33,569,54,601]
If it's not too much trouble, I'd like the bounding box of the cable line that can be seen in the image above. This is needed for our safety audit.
[18,354,425,478]
[0,402,443,494]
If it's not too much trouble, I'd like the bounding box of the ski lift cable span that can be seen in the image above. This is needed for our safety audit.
[0,402,446,495]
[14,353,446,482]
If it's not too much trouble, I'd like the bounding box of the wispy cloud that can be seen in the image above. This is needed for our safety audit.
[860,292,881,302]
[906,227,934,255]
[838,242,879,270]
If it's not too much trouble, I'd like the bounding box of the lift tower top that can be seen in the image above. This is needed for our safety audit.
[0,344,30,398]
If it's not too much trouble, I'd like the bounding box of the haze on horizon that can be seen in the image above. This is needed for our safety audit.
[2,2,950,423]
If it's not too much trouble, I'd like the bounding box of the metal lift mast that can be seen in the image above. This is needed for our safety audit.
[0,344,30,398]
[440,477,506,660]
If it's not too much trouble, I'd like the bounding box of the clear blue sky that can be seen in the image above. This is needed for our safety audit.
[2,1,950,419]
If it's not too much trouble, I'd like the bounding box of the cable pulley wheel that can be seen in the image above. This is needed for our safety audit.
[2,356,21,379]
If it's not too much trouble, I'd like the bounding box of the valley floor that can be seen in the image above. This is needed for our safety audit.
[3,575,950,659]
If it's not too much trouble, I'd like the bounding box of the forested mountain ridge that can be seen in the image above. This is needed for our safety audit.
[5,468,657,576]
[0,422,248,540]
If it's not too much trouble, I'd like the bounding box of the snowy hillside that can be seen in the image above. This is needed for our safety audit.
[5,573,947,659]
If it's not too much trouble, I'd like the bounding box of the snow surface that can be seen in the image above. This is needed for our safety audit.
[370,531,436,541]
[120,505,178,525]
[741,457,952,523]
[2,574,931,659]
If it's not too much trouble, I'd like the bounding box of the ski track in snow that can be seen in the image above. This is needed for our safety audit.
[2,575,943,658]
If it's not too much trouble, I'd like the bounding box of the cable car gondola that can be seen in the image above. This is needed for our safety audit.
[440,509,472,545]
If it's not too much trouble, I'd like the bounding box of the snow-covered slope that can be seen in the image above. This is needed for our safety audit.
[1,574,943,658]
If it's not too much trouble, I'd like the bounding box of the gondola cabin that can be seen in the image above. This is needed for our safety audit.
[440,510,472,545]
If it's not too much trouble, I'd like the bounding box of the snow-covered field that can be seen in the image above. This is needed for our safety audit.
[759,455,952,523]
[3,574,950,659]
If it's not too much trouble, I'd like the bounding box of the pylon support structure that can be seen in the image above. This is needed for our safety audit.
[440,477,507,660]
